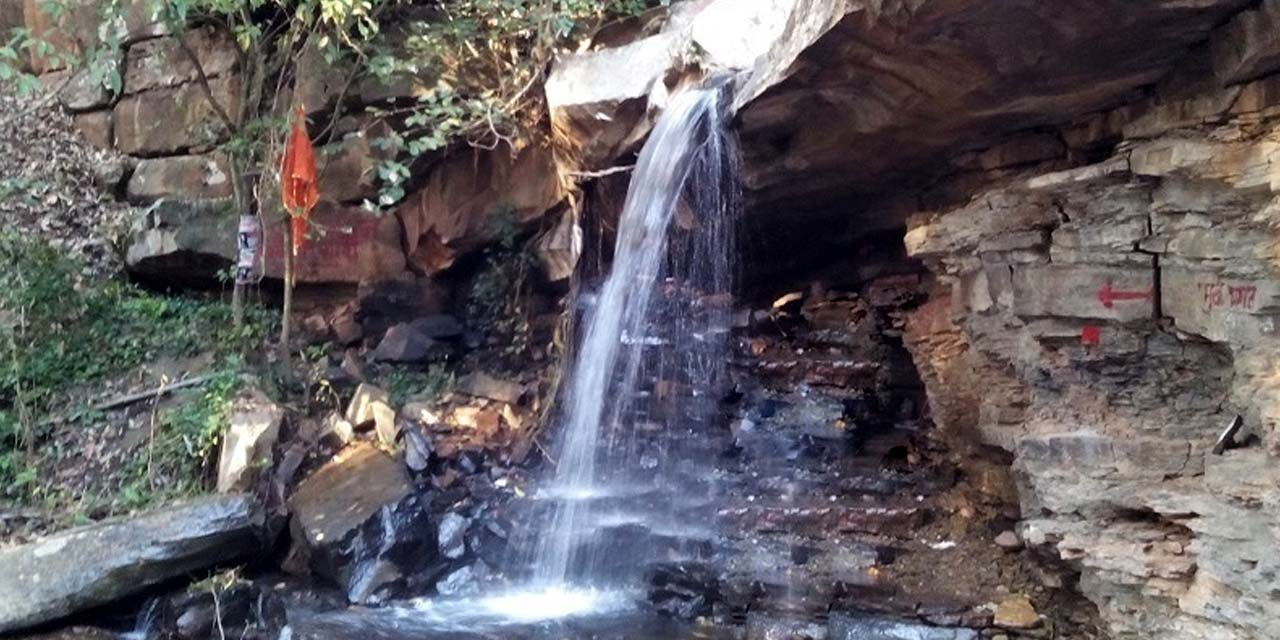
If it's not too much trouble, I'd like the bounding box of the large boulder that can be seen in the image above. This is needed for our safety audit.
[122,27,238,95]
[124,199,237,283]
[216,388,285,493]
[0,495,263,634]
[545,0,832,171]
[288,444,439,604]
[127,154,234,203]
[113,75,240,155]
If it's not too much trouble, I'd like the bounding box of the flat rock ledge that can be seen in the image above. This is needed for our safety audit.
[0,494,264,634]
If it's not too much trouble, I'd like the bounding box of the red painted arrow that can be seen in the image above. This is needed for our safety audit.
[1097,280,1152,309]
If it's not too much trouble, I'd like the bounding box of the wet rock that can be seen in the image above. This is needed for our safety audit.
[437,512,468,559]
[434,561,492,597]
[216,387,284,493]
[166,581,283,640]
[827,614,978,640]
[345,383,396,446]
[17,628,119,640]
[744,613,826,640]
[288,444,435,605]
[0,495,263,634]
[993,595,1041,630]
[648,563,716,620]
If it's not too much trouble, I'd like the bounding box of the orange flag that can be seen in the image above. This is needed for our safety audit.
[281,105,319,254]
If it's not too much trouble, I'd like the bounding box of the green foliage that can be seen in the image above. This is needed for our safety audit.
[115,362,242,510]
[0,233,274,506]
[367,0,669,205]
[463,208,537,357]
[382,364,454,406]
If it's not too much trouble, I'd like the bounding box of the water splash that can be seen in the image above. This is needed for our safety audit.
[533,85,740,587]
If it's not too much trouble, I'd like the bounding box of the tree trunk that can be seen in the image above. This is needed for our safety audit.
[280,217,294,376]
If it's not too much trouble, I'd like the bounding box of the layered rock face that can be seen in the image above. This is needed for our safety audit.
[901,97,1280,637]
[894,37,1280,640]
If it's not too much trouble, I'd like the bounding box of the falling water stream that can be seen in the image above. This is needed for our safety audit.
[532,84,738,588]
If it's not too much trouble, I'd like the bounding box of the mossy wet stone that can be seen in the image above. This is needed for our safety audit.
[0,495,264,634]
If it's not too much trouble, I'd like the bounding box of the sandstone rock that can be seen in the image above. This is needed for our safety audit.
[127,154,233,202]
[318,412,355,448]
[91,156,131,195]
[124,199,237,282]
[547,0,816,171]
[1212,0,1280,85]
[123,27,238,94]
[329,304,363,345]
[260,201,406,284]
[0,495,262,633]
[291,39,348,114]
[113,75,239,155]
[545,30,683,170]
[317,133,384,203]
[993,595,1040,629]
[395,144,563,274]
[216,388,284,493]
[40,68,115,112]
[288,444,433,604]
[354,275,450,335]
[72,110,112,149]
[345,383,396,446]
[733,1,1255,209]
[534,208,582,282]
[1011,264,1155,323]
[21,0,167,72]
[1161,266,1278,343]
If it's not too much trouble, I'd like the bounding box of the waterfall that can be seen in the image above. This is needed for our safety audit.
[533,85,740,588]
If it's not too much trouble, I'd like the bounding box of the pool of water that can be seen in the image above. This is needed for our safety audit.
[284,587,726,640]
